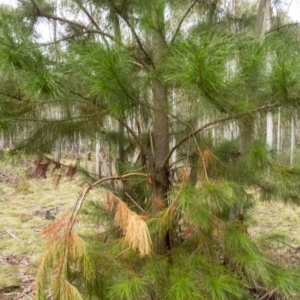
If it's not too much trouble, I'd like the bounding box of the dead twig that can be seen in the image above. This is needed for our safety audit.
[98,247,131,269]
[4,228,23,242]
[125,192,145,213]
[15,281,34,300]
[259,288,277,300]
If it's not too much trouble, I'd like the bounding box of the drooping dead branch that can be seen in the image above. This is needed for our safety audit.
[42,172,152,256]
[106,193,152,256]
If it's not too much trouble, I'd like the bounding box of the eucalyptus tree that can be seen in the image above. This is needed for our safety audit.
[2,0,300,299]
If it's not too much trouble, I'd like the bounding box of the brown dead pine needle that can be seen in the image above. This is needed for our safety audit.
[106,193,152,256]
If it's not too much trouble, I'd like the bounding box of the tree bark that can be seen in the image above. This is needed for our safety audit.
[150,5,171,255]
[111,10,125,166]
[151,30,169,212]
[229,116,254,221]
[255,0,271,40]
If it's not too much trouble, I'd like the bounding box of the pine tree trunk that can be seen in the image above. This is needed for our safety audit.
[111,10,125,167]
[151,30,169,212]
[229,116,254,221]
[150,5,170,255]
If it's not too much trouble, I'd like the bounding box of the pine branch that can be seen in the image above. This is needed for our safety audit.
[109,66,139,103]
[76,2,102,32]
[46,172,151,240]
[41,172,152,260]
[39,31,91,46]
[170,0,198,45]
[106,0,154,67]
[75,0,110,47]
[68,184,92,232]
[125,192,145,213]
[163,100,300,168]
[106,192,152,256]
[11,113,102,123]
[267,22,300,35]
[0,91,23,101]
[30,0,114,41]
[116,117,154,168]
[98,247,130,269]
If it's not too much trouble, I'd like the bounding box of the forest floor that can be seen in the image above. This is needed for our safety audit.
[0,157,102,300]
[0,158,300,299]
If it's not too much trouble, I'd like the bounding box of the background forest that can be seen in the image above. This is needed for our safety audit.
[1,0,300,299]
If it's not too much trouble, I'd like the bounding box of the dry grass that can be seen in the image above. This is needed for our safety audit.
[249,200,300,267]
[0,159,103,299]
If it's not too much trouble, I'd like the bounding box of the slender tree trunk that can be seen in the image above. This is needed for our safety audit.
[55,108,61,163]
[290,115,295,165]
[229,116,254,221]
[111,10,125,167]
[9,133,12,149]
[95,132,101,178]
[255,0,271,40]
[171,88,177,165]
[152,80,169,208]
[277,108,281,153]
[266,111,273,147]
[0,131,3,151]
[55,137,61,164]
[151,4,169,212]
[208,0,219,23]
[212,128,215,145]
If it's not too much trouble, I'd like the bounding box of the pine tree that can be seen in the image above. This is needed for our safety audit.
[1,0,300,299]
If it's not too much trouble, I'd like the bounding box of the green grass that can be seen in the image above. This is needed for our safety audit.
[0,159,104,299]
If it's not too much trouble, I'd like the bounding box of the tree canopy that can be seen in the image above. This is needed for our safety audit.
[1,0,300,299]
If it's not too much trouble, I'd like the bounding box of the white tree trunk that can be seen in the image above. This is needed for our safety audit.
[277,108,281,153]
[78,133,82,156]
[212,128,215,145]
[171,88,177,164]
[290,116,295,165]
[266,111,273,147]
[255,0,271,40]
[95,133,101,178]
[9,133,12,149]
[55,108,61,163]
[55,138,61,163]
